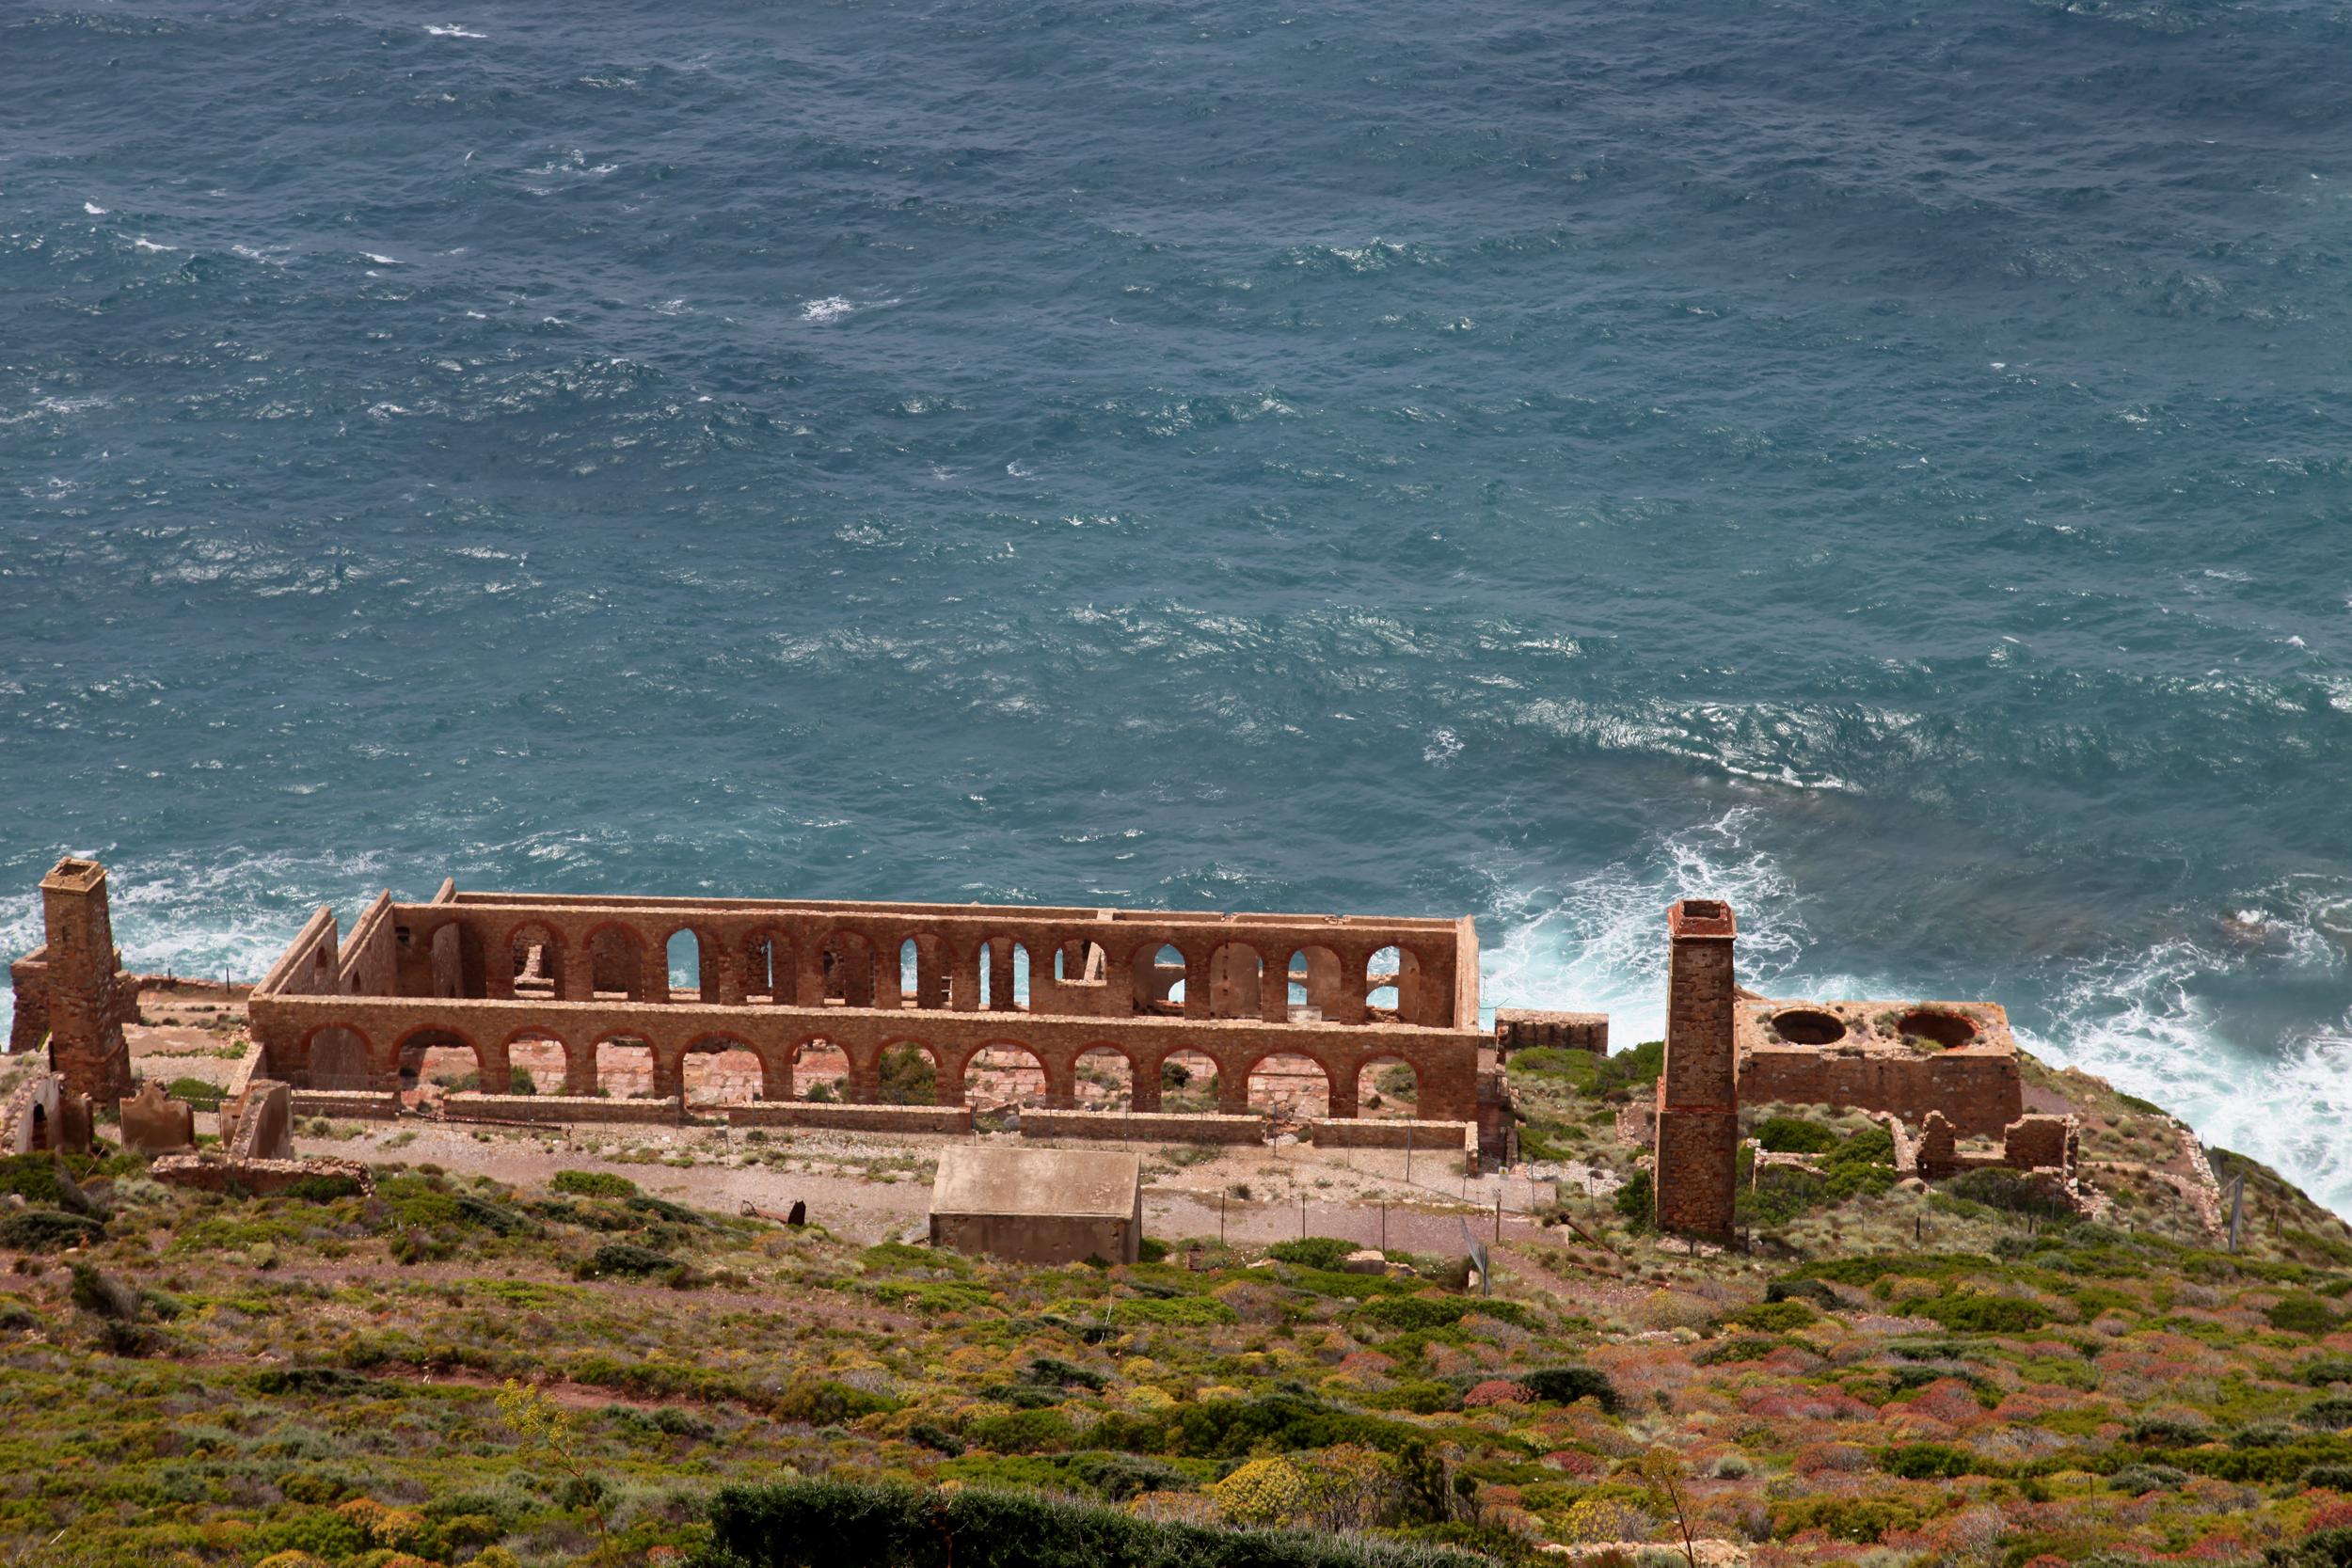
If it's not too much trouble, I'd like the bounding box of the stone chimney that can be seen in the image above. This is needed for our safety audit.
[35,858,135,1106]
[1653,898,1738,1241]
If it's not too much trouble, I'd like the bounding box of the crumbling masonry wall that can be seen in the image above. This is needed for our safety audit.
[7,858,136,1104]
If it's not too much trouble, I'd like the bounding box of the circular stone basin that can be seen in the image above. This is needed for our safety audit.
[1770,1007,1847,1045]
[1894,1008,1979,1049]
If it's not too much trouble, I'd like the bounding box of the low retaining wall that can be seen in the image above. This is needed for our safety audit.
[442,1093,683,1126]
[725,1101,972,1134]
[150,1154,374,1196]
[1018,1109,1265,1145]
[290,1088,401,1121]
[1307,1117,1480,1173]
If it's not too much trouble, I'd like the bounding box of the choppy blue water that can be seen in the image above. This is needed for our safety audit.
[5,0,2351,1211]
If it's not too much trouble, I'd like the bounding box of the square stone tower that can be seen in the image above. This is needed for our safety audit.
[1653,898,1739,1241]
[35,858,135,1105]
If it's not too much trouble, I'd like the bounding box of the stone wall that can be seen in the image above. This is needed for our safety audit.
[725,1101,973,1134]
[1494,1009,1608,1055]
[20,859,136,1104]
[0,1073,91,1155]
[1740,1046,2023,1139]
[441,1093,684,1126]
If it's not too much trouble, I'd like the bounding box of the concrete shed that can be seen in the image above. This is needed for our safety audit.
[929,1146,1143,1266]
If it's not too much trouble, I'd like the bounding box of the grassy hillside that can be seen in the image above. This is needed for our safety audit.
[2,1048,2351,1568]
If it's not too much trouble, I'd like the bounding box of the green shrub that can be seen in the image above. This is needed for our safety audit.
[1917,1294,2050,1334]
[2302,1398,2352,1431]
[772,1378,898,1427]
[1515,1365,1619,1413]
[2269,1295,2342,1336]
[2233,1420,2302,1449]
[1266,1237,1359,1271]
[964,1407,1076,1454]
[68,1263,142,1322]
[2304,1360,2352,1387]
[1766,1277,1837,1307]
[2107,1463,2188,1495]
[551,1169,638,1198]
[1769,1495,1927,1544]
[1755,1116,1839,1154]
[0,1209,103,1252]
[1727,1300,1816,1333]
[692,1476,1490,1568]
[876,1045,938,1105]
[1613,1168,1653,1231]
[1025,1356,1108,1391]
[0,1155,72,1204]
[280,1174,364,1201]
[2130,1415,2211,1446]
[1115,1295,1238,1327]
[1592,1040,1664,1099]
[1945,1166,2073,1216]
[2304,1463,2352,1491]
[907,1421,965,1456]
[580,1243,675,1278]
[2269,1527,2352,1568]
[1882,1444,1976,1480]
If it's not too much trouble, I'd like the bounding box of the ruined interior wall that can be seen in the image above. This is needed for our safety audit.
[338,894,399,998]
[1495,1009,1608,1055]
[1740,1047,2023,1138]
[6,953,48,1056]
[724,1101,973,1134]
[443,1093,685,1127]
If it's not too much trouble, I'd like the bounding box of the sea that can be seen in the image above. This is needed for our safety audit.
[4,0,2350,1214]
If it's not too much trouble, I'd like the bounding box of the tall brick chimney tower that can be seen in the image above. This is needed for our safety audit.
[34,858,135,1105]
[1653,898,1739,1242]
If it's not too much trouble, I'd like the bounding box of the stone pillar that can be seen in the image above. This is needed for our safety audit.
[1129,1057,1164,1113]
[914,937,947,1009]
[1182,947,1213,1019]
[1327,1064,1359,1120]
[650,1045,686,1101]
[987,941,1016,1012]
[950,943,983,1012]
[760,1050,794,1102]
[477,1038,513,1095]
[1216,1059,1252,1115]
[564,1040,598,1096]
[711,941,744,1006]
[870,939,902,1011]
[34,859,134,1106]
[795,944,828,1008]
[1259,945,1291,1023]
[1653,899,1739,1243]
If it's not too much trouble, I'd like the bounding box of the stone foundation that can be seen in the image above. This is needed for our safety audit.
[725,1101,973,1133]
[1017,1109,1263,1144]
[1306,1117,1480,1173]
[442,1093,684,1126]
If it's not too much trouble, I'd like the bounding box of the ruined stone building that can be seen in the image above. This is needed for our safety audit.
[8,858,137,1105]
[237,879,1488,1122]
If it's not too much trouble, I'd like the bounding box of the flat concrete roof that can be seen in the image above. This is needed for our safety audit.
[930,1146,1140,1220]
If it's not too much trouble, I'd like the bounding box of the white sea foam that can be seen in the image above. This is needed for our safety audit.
[360,252,404,265]
[801,295,855,324]
[83,201,106,215]
[425,24,486,39]
[132,237,178,253]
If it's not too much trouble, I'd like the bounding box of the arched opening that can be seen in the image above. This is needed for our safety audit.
[820,930,875,1007]
[1286,946,1345,1021]
[964,1040,1051,1108]
[683,1034,762,1105]
[743,930,792,1004]
[876,1041,941,1105]
[1356,1056,1419,1119]
[666,929,703,1003]
[397,1028,477,1094]
[1246,1052,1331,1120]
[503,1030,566,1095]
[1210,942,1263,1020]
[898,940,922,1006]
[1365,946,1402,1019]
[588,926,648,1001]
[508,924,564,999]
[306,1025,372,1091]
[594,1034,659,1099]
[979,938,1029,1011]
[430,923,488,999]
[1073,1045,1136,1111]
[28,1101,49,1152]
[1157,1049,1221,1113]
[1133,943,1186,1013]
[792,1037,849,1102]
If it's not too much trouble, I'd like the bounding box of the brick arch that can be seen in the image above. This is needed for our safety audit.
[389,1022,484,1092]
[1072,1040,1141,1111]
[300,1022,372,1090]
[816,927,878,1008]
[582,922,653,1001]
[1343,1049,1422,1120]
[958,1035,1066,1108]
[661,925,731,1005]
[501,920,567,1001]
[740,926,795,1004]
[869,1035,946,1105]
[1237,1046,1334,1119]
[682,1030,779,1102]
